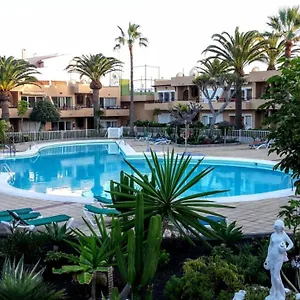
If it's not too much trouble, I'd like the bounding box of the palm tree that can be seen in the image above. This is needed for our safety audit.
[0,56,39,124]
[66,54,123,130]
[258,32,285,70]
[267,6,300,58]
[203,27,265,129]
[114,23,148,135]
[198,58,231,77]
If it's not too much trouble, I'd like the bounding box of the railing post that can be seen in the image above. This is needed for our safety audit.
[239,129,242,143]
[61,131,64,140]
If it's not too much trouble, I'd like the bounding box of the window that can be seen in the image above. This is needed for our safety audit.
[243,115,252,129]
[164,92,170,102]
[157,113,174,124]
[202,115,213,125]
[52,121,73,131]
[101,121,118,128]
[21,95,44,108]
[52,97,72,108]
[103,98,117,108]
[171,92,175,101]
[229,114,253,129]
[158,92,164,102]
[157,91,175,102]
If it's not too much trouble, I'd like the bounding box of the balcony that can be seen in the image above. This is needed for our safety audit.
[102,108,129,117]
[144,101,173,111]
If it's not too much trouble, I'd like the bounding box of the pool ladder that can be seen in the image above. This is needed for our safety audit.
[280,174,294,191]
[0,163,14,178]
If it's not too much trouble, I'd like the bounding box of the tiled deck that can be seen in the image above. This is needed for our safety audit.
[0,139,294,235]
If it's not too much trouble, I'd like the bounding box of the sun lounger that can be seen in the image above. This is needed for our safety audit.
[4,211,74,231]
[198,215,227,226]
[0,212,41,223]
[84,204,119,226]
[0,207,33,217]
[94,195,113,204]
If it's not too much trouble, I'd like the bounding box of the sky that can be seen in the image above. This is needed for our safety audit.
[1,0,300,84]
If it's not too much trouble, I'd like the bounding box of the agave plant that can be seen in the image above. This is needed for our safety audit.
[110,149,232,244]
[209,219,244,246]
[0,256,65,300]
[42,222,74,251]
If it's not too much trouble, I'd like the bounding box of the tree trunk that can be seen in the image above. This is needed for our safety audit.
[91,271,97,300]
[285,40,293,59]
[129,46,135,136]
[92,89,100,130]
[1,101,10,123]
[21,118,23,132]
[235,78,243,129]
[210,114,217,128]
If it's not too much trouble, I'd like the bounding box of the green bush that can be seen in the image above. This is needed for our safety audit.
[0,230,48,263]
[164,256,243,300]
[224,241,269,286]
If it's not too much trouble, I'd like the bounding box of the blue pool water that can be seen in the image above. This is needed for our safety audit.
[1,143,292,199]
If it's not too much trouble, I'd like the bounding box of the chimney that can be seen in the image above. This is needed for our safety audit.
[21,49,27,60]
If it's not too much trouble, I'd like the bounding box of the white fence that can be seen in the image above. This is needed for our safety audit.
[5,127,270,144]
[124,126,270,143]
[6,129,107,143]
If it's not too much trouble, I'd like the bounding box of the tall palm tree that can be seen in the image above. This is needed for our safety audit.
[258,32,285,70]
[197,58,231,77]
[66,54,123,130]
[268,6,300,58]
[203,27,265,129]
[0,56,39,124]
[114,23,148,135]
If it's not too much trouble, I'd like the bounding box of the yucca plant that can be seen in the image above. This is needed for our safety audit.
[0,256,65,300]
[109,149,232,244]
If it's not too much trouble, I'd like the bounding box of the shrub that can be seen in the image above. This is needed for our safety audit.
[0,230,48,263]
[164,256,243,300]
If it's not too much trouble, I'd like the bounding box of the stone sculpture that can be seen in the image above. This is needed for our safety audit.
[264,219,294,300]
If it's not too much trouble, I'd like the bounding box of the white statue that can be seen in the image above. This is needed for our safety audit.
[264,219,294,300]
[233,290,246,300]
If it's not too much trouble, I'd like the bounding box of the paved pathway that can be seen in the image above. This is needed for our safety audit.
[0,139,293,235]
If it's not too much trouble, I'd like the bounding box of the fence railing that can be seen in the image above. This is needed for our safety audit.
[6,129,107,143]
[124,126,270,143]
[5,127,271,144]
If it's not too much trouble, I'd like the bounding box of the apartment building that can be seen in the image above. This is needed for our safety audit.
[144,69,279,129]
[1,67,277,131]
[5,79,133,131]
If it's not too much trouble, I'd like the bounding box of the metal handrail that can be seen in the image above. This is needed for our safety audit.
[29,141,39,150]
[280,174,294,191]
[0,163,13,177]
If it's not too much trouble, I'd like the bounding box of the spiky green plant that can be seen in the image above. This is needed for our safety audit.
[110,149,232,244]
[0,256,65,300]
[53,215,117,300]
[112,193,162,300]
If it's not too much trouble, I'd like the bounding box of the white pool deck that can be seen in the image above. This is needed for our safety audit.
[0,139,295,235]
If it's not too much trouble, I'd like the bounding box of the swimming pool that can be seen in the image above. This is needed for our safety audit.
[0,141,294,203]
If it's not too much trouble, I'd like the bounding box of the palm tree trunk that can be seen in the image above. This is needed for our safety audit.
[285,40,293,59]
[93,89,100,130]
[129,46,135,136]
[235,78,243,129]
[1,101,10,123]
